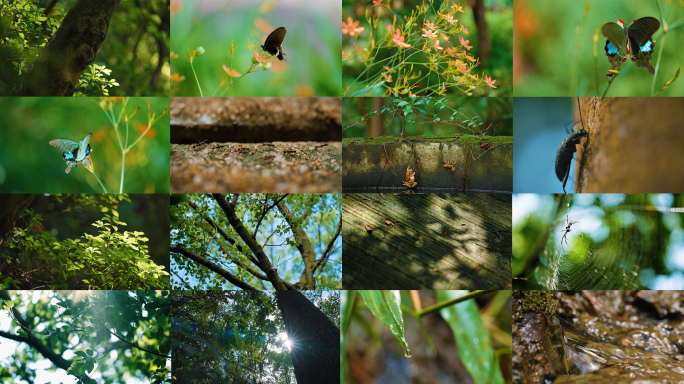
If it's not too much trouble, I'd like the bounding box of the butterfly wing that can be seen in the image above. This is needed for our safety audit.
[261,27,287,60]
[49,138,79,155]
[77,133,93,166]
[627,17,660,75]
[601,22,627,57]
[627,17,660,53]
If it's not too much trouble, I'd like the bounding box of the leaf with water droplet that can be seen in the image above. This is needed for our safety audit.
[359,290,411,357]
[437,290,505,384]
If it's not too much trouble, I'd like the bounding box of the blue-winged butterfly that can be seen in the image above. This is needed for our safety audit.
[49,133,92,173]
[601,17,660,78]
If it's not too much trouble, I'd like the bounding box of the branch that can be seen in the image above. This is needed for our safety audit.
[211,194,287,290]
[187,199,261,268]
[277,202,317,289]
[253,194,289,238]
[313,218,342,272]
[0,291,72,371]
[107,328,170,359]
[170,245,258,290]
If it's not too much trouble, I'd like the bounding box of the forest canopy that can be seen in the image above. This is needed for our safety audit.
[171,290,340,384]
[170,194,342,290]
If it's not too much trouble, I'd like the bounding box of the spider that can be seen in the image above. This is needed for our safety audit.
[560,215,578,249]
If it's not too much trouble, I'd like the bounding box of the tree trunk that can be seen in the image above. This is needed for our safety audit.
[275,291,340,384]
[21,0,121,96]
[470,0,490,68]
[577,97,684,192]
[363,98,385,137]
[0,194,34,240]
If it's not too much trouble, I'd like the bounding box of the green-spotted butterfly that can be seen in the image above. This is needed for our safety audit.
[49,133,93,173]
[601,17,660,78]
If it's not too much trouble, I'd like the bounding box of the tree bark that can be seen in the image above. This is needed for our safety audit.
[470,0,490,68]
[0,194,34,240]
[21,0,121,96]
[275,291,340,384]
[577,97,684,192]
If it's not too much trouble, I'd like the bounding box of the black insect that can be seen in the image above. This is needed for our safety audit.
[261,27,287,61]
[560,215,578,250]
[555,98,589,193]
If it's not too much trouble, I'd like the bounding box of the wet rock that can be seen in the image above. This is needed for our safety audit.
[634,291,684,319]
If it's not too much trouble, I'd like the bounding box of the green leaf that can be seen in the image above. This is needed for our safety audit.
[49,333,58,347]
[85,359,95,373]
[436,291,504,384]
[3,300,14,308]
[358,290,410,356]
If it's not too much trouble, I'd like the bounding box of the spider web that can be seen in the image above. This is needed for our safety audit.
[534,196,658,289]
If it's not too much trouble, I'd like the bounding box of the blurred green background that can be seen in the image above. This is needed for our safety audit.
[0,98,170,193]
[343,0,513,97]
[513,0,684,96]
[343,97,513,138]
[171,0,342,96]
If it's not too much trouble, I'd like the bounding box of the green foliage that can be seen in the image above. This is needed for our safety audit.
[75,64,120,96]
[343,97,513,138]
[1,290,170,383]
[1,194,169,289]
[0,0,57,76]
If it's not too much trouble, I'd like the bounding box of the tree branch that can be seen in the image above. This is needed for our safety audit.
[253,194,289,238]
[277,202,317,289]
[0,291,72,371]
[313,218,342,272]
[211,194,287,290]
[170,245,258,290]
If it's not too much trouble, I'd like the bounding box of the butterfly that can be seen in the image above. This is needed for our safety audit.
[601,17,660,78]
[261,27,287,61]
[49,133,93,173]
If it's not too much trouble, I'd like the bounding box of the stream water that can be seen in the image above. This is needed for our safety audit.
[553,291,684,383]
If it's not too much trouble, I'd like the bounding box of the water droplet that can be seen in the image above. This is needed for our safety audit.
[404,348,412,358]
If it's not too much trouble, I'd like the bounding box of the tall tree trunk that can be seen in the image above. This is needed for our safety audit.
[470,0,490,68]
[275,291,340,384]
[21,0,121,96]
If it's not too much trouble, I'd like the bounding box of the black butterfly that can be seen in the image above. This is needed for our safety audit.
[261,27,287,61]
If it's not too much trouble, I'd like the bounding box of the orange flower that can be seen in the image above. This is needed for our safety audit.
[342,17,365,36]
[170,51,179,59]
[453,3,464,13]
[392,29,411,48]
[422,28,437,39]
[424,20,436,30]
[170,73,185,83]
[433,40,443,50]
[459,36,472,49]
[253,51,268,65]
[373,0,383,5]
[446,47,458,57]
[222,65,241,77]
[440,32,450,41]
[484,75,497,88]
[342,51,351,59]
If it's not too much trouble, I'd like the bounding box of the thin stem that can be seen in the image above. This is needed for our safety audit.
[91,172,108,193]
[190,62,203,97]
[415,290,495,317]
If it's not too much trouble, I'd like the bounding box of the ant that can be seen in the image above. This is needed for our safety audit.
[560,215,578,250]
